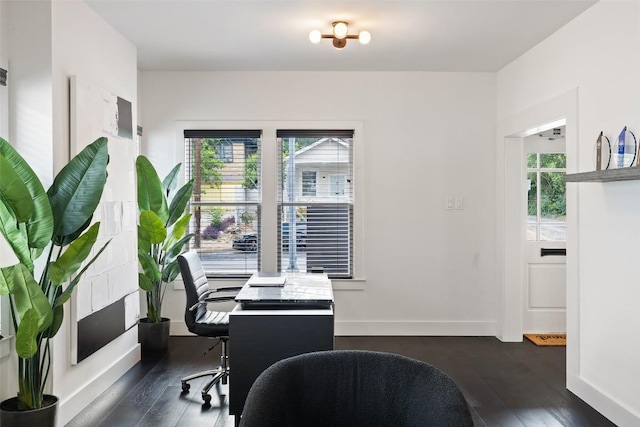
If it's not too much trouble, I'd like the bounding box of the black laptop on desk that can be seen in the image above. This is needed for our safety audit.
[235,272,334,309]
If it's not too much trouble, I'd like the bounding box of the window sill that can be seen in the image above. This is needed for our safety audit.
[0,335,12,360]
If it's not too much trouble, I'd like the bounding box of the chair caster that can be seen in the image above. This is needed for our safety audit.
[202,393,212,405]
[182,382,190,393]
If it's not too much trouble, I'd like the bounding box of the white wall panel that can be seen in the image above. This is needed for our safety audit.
[528,265,566,308]
[497,1,640,425]
[141,71,498,335]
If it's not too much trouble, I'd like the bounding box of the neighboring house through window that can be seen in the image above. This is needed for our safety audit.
[184,130,261,277]
[278,131,353,278]
[218,140,233,163]
[180,123,361,281]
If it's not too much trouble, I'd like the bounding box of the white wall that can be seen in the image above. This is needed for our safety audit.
[497,1,640,425]
[141,71,498,336]
[0,1,140,425]
[50,2,139,425]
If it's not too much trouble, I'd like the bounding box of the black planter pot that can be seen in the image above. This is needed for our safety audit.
[138,317,171,355]
[0,394,58,427]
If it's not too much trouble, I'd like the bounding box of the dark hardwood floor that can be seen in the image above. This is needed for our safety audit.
[66,336,616,427]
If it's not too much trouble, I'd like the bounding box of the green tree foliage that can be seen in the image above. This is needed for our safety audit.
[199,138,224,187]
[282,137,317,157]
[527,154,566,219]
[243,153,258,190]
[209,207,224,227]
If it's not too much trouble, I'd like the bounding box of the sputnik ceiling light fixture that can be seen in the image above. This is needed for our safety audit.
[309,21,371,49]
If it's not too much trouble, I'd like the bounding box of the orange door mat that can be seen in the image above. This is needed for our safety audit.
[524,334,566,346]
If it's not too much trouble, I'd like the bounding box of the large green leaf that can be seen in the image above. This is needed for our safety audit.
[15,308,39,358]
[159,193,169,224]
[165,233,194,264]
[0,267,8,295]
[0,153,34,223]
[55,239,111,308]
[49,222,100,285]
[5,264,53,334]
[47,137,108,240]
[166,180,193,227]
[161,260,180,283]
[163,213,191,251]
[139,210,167,245]
[138,272,153,292]
[0,201,32,271]
[138,250,161,283]
[137,227,151,254]
[136,156,164,214]
[0,137,53,250]
[45,289,64,338]
[162,163,182,197]
[54,215,92,247]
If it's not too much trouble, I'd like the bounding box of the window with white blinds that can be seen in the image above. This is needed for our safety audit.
[277,130,353,278]
[184,130,261,277]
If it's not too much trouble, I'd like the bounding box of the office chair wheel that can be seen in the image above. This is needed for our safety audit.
[181,382,190,393]
[202,393,212,405]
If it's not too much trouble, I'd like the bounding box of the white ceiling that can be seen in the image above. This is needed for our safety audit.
[84,0,597,72]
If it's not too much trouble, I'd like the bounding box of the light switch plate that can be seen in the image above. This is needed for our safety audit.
[455,197,463,210]
[446,198,454,210]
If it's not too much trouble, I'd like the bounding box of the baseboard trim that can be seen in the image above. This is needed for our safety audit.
[171,320,496,337]
[335,321,496,336]
[568,375,640,426]
[58,343,141,426]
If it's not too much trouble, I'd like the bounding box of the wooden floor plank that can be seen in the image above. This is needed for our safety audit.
[67,336,617,427]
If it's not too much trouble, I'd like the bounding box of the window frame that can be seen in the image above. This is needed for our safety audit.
[330,174,346,196]
[183,131,261,278]
[174,120,364,285]
[218,140,234,163]
[525,151,566,242]
[301,170,317,197]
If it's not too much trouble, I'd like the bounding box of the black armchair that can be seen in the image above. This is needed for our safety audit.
[239,350,473,427]
[177,251,242,405]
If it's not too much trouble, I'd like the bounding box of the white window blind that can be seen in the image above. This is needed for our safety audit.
[184,130,261,277]
[277,130,353,278]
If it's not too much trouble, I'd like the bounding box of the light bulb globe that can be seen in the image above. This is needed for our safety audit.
[309,30,322,44]
[333,22,348,39]
[358,30,371,45]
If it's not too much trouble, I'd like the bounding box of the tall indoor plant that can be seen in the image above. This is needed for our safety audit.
[136,155,194,352]
[0,137,110,424]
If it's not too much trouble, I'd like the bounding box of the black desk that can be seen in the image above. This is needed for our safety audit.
[228,273,334,423]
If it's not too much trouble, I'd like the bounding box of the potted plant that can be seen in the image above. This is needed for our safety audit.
[0,137,110,425]
[136,155,194,353]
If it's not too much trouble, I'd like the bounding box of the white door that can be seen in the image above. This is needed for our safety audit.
[523,129,566,333]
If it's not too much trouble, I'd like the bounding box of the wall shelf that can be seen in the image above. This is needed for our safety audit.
[565,167,640,183]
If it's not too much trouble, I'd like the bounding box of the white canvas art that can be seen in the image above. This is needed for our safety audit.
[69,76,139,364]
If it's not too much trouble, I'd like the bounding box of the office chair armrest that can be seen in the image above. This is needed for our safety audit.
[210,286,243,293]
[198,287,242,301]
[189,295,237,311]
[203,295,236,303]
